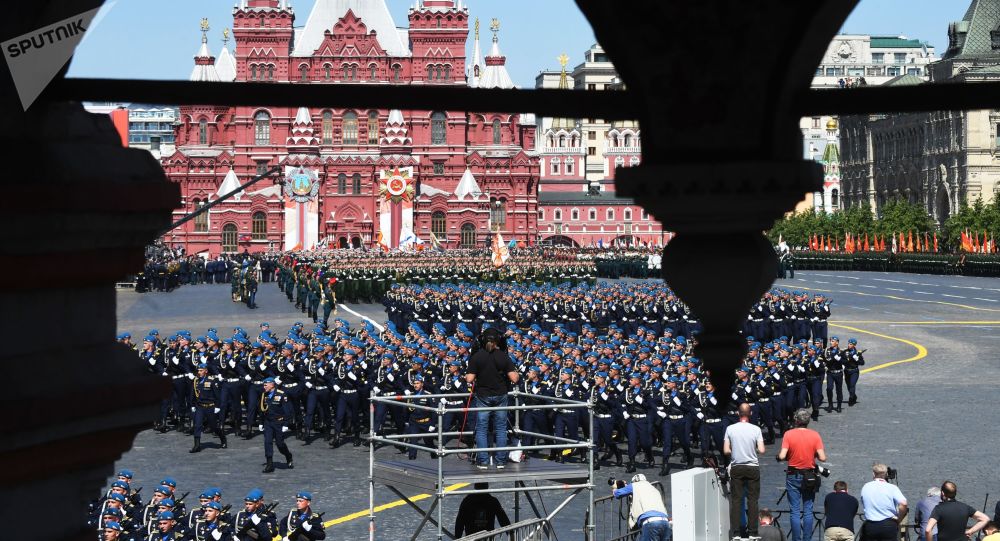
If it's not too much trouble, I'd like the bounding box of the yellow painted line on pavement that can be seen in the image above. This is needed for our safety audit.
[322,482,469,528]
[795,285,1000,313]
[831,320,1000,325]
[829,323,928,374]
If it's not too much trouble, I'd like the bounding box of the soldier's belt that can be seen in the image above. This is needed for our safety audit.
[340,389,358,394]
[628,413,647,418]
[171,375,188,380]
[668,414,685,420]
[251,380,264,385]
[556,408,577,414]
[198,402,216,407]
[758,398,770,403]
[827,369,843,373]
[595,414,613,418]
[313,386,328,391]
[223,378,241,383]
[704,418,723,424]
[413,417,431,423]
[284,383,298,387]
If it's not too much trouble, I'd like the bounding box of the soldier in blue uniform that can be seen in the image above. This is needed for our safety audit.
[589,371,622,469]
[622,372,654,473]
[843,338,865,406]
[824,337,845,413]
[331,348,365,448]
[696,379,726,465]
[232,489,276,541]
[191,501,231,541]
[258,377,294,473]
[658,377,693,476]
[277,492,326,541]
[550,368,582,463]
[402,375,436,459]
[190,364,227,453]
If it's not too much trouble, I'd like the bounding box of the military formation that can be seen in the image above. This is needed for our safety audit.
[88,469,326,541]
[119,269,867,478]
[136,251,279,294]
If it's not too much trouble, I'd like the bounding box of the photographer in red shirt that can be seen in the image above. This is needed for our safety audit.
[777,408,827,541]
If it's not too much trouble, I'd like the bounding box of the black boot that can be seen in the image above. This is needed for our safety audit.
[353,433,362,447]
[659,462,670,476]
[189,437,202,453]
[243,427,255,440]
[685,450,694,469]
[811,409,820,421]
[613,447,623,467]
[302,429,312,446]
[219,431,228,449]
[644,449,655,468]
[283,450,294,469]
[262,459,275,473]
[329,431,341,448]
[625,460,636,473]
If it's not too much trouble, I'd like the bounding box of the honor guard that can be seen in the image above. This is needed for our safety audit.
[232,489,277,541]
[258,377,294,473]
[278,492,326,541]
[843,338,865,406]
[190,364,227,453]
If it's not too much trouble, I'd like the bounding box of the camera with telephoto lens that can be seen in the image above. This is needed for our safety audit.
[886,467,897,480]
[607,477,626,489]
[816,465,832,478]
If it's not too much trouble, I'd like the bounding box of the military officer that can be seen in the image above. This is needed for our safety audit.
[190,364,227,453]
[232,489,276,541]
[258,377,294,473]
[277,492,326,541]
[843,338,865,406]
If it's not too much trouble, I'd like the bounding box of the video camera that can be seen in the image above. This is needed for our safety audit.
[886,467,897,481]
[607,477,626,490]
[817,465,832,478]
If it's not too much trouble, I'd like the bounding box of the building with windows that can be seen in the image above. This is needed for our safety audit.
[534,53,663,246]
[129,106,178,159]
[164,0,539,256]
[839,0,1000,222]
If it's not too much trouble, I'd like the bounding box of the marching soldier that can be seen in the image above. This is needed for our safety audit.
[258,377,294,473]
[277,492,326,541]
[232,489,277,541]
[190,364,227,453]
[824,337,845,413]
[843,338,865,406]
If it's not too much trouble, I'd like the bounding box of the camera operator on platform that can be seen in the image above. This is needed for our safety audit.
[859,463,907,541]
[465,327,519,470]
[777,408,828,541]
[612,474,671,541]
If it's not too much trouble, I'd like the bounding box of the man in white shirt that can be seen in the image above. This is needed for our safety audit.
[724,403,765,538]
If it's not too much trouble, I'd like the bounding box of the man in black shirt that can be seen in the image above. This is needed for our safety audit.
[925,481,990,541]
[823,481,858,541]
[454,483,511,537]
[466,328,519,469]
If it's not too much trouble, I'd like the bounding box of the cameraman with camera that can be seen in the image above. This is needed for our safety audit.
[777,408,828,541]
[466,327,519,470]
[611,474,671,541]
[859,463,907,541]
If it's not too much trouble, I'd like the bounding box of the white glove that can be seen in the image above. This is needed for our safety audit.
[600,392,609,400]
[404,390,412,396]
[333,385,341,392]
[318,368,326,376]
[565,389,573,397]
[211,529,223,540]
[259,363,268,371]
[148,357,156,366]
[214,408,221,414]
[162,371,168,377]
[428,426,436,433]
[672,396,682,406]
[250,514,261,525]
[656,411,667,418]
[281,426,289,433]
[302,521,312,532]
[386,373,395,382]
[275,377,283,385]
[623,412,631,419]
[347,371,357,381]
[697,412,705,420]
[187,374,195,380]
[191,407,197,413]
[282,537,290,541]
[172,357,180,365]
[258,425,264,431]
[229,360,237,369]
[635,396,643,404]
[245,375,252,382]
[306,382,313,389]
[709,397,718,406]
[731,392,739,400]
[373,388,381,395]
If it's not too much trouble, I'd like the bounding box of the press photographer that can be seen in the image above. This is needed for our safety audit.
[777,408,828,541]
[611,474,671,541]
[859,463,907,541]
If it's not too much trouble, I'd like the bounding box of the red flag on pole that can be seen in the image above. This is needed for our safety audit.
[933,232,938,253]
[899,232,905,253]
[835,237,840,251]
[915,234,922,252]
[973,232,981,253]
[864,233,870,252]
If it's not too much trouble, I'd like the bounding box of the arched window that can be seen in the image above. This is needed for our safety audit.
[324,64,331,80]
[349,65,357,81]
[437,65,444,81]
[343,64,350,79]
[490,198,507,227]
[624,208,633,221]
[251,211,267,240]
[831,188,840,208]
[427,65,434,81]
[588,208,596,221]
[431,112,447,144]
[222,223,238,253]
[322,111,333,145]
[554,209,562,221]
[393,64,402,82]
[444,65,451,81]
[538,209,544,220]
[431,211,447,239]
[624,134,633,147]
[193,199,209,232]
[460,223,476,248]
[343,112,358,144]
[606,208,615,221]
[299,64,309,82]
[492,119,502,145]
[337,173,347,195]
[571,209,580,221]
[352,173,362,195]
[368,111,379,144]
[254,111,270,145]
[198,118,208,145]
[267,65,274,80]
[551,159,561,175]
[566,159,574,175]
[369,64,377,80]
[559,135,566,147]
[249,65,257,81]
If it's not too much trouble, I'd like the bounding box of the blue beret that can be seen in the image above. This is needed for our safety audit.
[449,360,462,367]
[261,322,270,327]
[251,341,263,349]
[159,499,175,507]
[102,507,123,518]
[199,490,213,499]
[117,469,134,479]
[104,521,122,531]
[296,491,312,501]
[312,347,324,353]
[196,363,208,370]
[528,366,540,372]
[629,372,642,379]
[559,368,573,375]
[143,335,156,343]
[222,339,233,346]
[205,501,222,511]
[154,487,170,496]
[745,336,755,341]
[149,329,159,335]
[263,377,276,384]
[296,339,308,346]
[245,489,264,502]
[652,366,664,373]
[610,363,622,370]
[111,480,129,490]
[208,487,222,497]
[206,332,219,341]
[779,336,788,341]
[282,343,294,351]
[344,349,358,356]
[736,366,749,372]
[848,338,857,345]
[109,493,127,503]
[595,371,608,378]
[830,336,839,341]
[158,511,175,521]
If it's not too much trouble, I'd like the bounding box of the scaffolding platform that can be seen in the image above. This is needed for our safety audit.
[373,456,589,492]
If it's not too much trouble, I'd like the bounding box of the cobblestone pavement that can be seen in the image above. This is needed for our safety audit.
[112,271,1000,539]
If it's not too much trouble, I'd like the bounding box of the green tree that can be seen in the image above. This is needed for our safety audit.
[942,197,1000,251]
[875,198,935,238]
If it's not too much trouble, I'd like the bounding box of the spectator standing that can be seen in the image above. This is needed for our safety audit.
[465,328,519,470]
[777,408,827,541]
[612,474,671,541]
[453,483,510,537]
[823,481,858,541]
[758,509,785,541]
[723,403,765,538]
[859,463,907,541]
[914,487,941,541]
[925,481,990,541]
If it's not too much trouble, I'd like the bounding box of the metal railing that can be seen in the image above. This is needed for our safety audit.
[367,390,596,541]
[455,518,555,541]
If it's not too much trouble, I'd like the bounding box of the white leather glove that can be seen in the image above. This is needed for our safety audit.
[162,371,168,377]
[318,368,325,376]
[214,408,221,414]
[211,529,223,540]
[428,426,436,433]
[229,360,237,369]
[623,412,631,419]
[302,521,312,532]
[565,389,574,397]
[656,411,667,418]
[672,396,682,406]
[172,356,180,365]
[305,382,313,389]
[148,357,156,366]
[333,385,341,392]
[281,426,289,433]
[347,371,357,381]
[258,425,264,431]
[245,375,251,382]
[600,392,609,400]
[259,363,268,371]
[386,373,395,382]
[404,390,412,396]
[275,377,283,385]
[731,392,739,400]
[635,396,643,404]
[250,514,261,525]
[191,407,197,413]
[697,412,705,420]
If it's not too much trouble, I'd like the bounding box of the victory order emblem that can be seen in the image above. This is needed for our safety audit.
[379,166,415,203]
[284,167,319,203]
